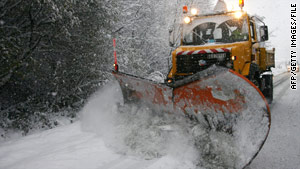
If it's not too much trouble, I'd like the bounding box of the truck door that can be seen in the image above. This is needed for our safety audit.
[252,18,268,70]
[250,20,259,64]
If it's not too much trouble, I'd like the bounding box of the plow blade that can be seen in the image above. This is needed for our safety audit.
[112,66,270,169]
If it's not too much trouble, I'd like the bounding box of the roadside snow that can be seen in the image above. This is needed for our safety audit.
[0,122,116,169]
[0,123,200,169]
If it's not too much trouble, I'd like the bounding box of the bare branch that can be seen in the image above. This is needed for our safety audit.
[0,0,23,19]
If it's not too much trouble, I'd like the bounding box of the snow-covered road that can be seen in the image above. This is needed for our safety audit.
[247,72,300,169]
[0,73,299,169]
[0,122,177,169]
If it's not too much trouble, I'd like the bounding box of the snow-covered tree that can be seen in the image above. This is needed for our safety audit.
[0,0,114,134]
[112,0,214,76]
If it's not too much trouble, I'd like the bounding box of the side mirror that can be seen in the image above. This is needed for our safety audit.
[169,27,175,47]
[260,26,269,41]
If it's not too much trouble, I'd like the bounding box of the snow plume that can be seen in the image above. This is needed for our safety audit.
[80,81,122,135]
[80,81,199,166]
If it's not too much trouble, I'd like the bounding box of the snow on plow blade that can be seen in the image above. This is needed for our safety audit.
[112,66,270,169]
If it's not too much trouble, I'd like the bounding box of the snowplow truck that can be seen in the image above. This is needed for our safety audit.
[112,6,273,169]
[168,10,275,104]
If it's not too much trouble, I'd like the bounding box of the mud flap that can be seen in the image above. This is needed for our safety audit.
[112,66,270,169]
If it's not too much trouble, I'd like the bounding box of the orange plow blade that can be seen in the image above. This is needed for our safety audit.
[112,66,270,169]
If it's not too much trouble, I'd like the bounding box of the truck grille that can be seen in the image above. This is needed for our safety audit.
[176,52,231,74]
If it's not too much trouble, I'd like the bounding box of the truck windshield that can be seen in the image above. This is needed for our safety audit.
[182,15,249,45]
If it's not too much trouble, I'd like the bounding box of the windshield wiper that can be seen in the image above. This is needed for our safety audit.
[191,30,205,45]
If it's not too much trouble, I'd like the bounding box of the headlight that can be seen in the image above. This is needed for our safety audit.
[184,16,191,24]
[191,8,198,15]
[234,11,243,19]
[231,56,237,61]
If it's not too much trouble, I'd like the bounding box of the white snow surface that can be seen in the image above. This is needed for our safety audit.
[0,73,299,169]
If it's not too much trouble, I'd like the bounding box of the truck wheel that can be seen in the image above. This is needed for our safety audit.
[261,74,273,104]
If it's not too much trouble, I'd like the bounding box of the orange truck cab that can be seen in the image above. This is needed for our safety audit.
[167,8,275,103]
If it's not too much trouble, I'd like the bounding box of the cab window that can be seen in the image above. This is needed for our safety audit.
[250,21,255,41]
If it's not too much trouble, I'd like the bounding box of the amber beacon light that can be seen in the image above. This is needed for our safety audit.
[183,6,188,14]
[239,0,244,9]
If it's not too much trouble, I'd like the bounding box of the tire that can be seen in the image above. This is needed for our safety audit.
[261,74,273,104]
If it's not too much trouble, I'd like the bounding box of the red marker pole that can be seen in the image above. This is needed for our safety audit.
[113,38,118,72]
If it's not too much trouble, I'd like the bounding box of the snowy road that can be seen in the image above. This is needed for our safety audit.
[247,72,300,169]
[0,72,299,169]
